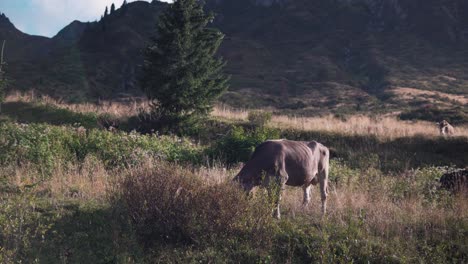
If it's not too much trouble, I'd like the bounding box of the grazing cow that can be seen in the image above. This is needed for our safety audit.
[233,139,330,219]
[440,169,468,194]
[437,120,454,136]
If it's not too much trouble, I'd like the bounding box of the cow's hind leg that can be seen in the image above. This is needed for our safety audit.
[302,184,311,208]
[319,156,330,216]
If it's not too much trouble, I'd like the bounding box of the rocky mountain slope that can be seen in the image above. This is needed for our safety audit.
[0,0,467,114]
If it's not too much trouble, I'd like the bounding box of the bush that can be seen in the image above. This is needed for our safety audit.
[0,122,203,174]
[120,163,275,248]
[132,109,206,137]
[97,113,120,130]
[208,126,280,164]
[247,111,272,127]
[388,166,448,204]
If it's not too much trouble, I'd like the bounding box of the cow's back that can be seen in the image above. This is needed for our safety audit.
[237,140,287,181]
[237,140,319,187]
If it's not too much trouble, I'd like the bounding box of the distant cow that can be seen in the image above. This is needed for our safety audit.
[440,169,468,194]
[233,140,330,219]
[437,120,454,136]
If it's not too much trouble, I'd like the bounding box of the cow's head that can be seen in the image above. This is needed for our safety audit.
[438,120,449,128]
[233,174,254,193]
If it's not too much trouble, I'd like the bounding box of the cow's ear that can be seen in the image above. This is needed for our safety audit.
[329,147,338,159]
[306,141,318,149]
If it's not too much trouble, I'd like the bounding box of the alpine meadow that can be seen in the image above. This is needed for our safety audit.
[0,0,467,263]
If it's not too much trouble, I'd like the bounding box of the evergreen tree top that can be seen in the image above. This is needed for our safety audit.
[141,0,229,119]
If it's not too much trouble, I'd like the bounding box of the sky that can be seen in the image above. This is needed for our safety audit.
[0,0,171,37]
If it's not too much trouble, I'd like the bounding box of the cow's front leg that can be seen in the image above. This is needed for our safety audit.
[271,172,288,219]
[273,184,285,219]
[273,193,281,219]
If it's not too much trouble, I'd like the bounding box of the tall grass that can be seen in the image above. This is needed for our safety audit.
[213,105,468,139]
[5,91,147,119]
[2,156,466,262]
[7,91,468,139]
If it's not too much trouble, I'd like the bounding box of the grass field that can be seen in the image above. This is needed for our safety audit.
[0,93,467,263]
[6,92,468,138]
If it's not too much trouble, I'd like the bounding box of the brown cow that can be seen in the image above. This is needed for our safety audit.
[438,120,455,136]
[233,140,330,219]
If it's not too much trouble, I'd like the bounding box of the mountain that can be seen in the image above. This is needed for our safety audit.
[0,1,165,101]
[0,0,467,114]
[54,20,89,44]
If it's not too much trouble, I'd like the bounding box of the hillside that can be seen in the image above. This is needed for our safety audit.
[0,0,467,116]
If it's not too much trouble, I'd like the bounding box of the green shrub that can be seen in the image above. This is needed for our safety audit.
[247,111,272,127]
[388,166,449,204]
[208,126,280,164]
[0,122,203,174]
[96,113,120,130]
[329,159,361,189]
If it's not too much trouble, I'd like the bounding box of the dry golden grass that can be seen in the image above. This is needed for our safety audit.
[6,91,468,138]
[5,91,147,118]
[47,157,111,200]
[3,159,112,202]
[213,105,468,139]
[281,177,467,243]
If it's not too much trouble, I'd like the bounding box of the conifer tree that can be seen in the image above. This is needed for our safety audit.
[104,6,109,17]
[141,0,228,124]
[121,0,128,15]
[110,3,116,14]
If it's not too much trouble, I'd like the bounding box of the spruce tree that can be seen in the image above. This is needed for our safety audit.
[104,6,109,17]
[141,0,228,123]
[121,0,128,15]
[110,3,116,14]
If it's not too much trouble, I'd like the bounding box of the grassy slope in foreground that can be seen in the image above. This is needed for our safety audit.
[0,113,467,262]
